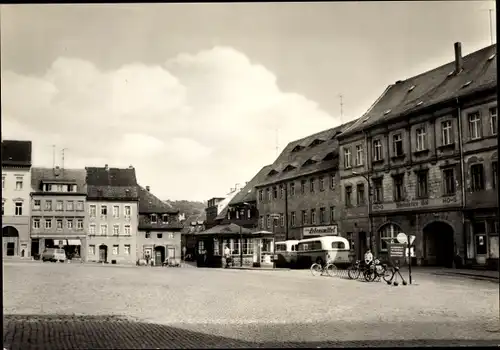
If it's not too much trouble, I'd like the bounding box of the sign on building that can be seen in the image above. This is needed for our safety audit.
[303,225,338,237]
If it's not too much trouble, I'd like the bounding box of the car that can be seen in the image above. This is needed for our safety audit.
[41,248,67,263]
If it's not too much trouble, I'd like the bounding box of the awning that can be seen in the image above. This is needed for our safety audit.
[67,239,81,246]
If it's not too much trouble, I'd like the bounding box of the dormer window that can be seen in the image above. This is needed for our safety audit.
[151,214,157,224]
[162,214,169,224]
[228,211,232,220]
[291,145,304,153]
[323,152,336,161]
[283,165,296,172]
[302,159,317,167]
[268,169,278,177]
[309,139,324,147]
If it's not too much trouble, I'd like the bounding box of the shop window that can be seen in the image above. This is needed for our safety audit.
[379,223,401,251]
[198,241,205,254]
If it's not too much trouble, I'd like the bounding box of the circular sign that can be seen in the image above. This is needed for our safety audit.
[396,232,408,244]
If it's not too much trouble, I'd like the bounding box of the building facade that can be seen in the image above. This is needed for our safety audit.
[2,140,32,257]
[30,167,87,260]
[255,122,356,244]
[85,166,139,264]
[136,185,183,265]
[338,42,497,268]
[204,197,225,230]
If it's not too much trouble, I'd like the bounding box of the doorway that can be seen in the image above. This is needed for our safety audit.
[31,239,40,258]
[3,226,19,256]
[155,246,166,265]
[423,221,455,268]
[6,242,15,256]
[99,245,108,263]
[357,231,367,260]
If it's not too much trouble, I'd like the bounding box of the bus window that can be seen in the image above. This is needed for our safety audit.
[291,245,295,252]
[311,241,322,250]
[276,244,286,252]
[332,241,346,249]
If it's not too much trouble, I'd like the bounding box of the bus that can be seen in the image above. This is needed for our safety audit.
[274,240,299,268]
[296,236,351,269]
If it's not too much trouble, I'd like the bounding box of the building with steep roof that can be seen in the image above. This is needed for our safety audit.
[136,185,183,265]
[2,140,32,258]
[338,42,497,269]
[30,166,87,260]
[255,120,357,243]
[85,165,139,264]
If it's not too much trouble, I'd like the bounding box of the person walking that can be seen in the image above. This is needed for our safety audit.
[224,245,231,268]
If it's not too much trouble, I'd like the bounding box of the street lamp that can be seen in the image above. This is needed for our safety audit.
[352,171,373,253]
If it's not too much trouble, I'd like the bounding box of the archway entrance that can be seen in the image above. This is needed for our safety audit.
[99,244,108,263]
[423,221,454,268]
[154,246,166,266]
[3,226,19,256]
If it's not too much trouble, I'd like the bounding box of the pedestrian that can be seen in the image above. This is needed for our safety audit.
[224,245,231,268]
[364,249,374,266]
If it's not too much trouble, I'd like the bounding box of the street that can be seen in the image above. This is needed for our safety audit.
[3,261,500,349]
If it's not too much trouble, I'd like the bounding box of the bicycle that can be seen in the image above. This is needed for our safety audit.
[383,264,408,286]
[310,261,338,277]
[347,260,371,280]
[363,259,389,282]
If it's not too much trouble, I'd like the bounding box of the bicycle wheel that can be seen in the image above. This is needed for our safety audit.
[310,263,322,276]
[363,268,376,282]
[383,268,393,283]
[347,266,360,280]
[325,263,337,277]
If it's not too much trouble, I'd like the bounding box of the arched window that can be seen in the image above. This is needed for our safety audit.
[379,223,401,252]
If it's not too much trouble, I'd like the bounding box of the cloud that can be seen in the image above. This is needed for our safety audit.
[1,46,340,201]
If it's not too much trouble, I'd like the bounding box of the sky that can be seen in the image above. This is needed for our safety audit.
[1,2,496,201]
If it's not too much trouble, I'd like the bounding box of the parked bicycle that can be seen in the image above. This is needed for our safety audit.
[383,264,408,286]
[310,261,338,277]
[347,259,371,280]
[363,259,389,282]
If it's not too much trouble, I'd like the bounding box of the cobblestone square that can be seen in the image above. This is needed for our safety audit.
[3,261,500,349]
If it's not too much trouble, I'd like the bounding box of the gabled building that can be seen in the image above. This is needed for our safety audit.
[338,42,497,268]
[85,165,139,264]
[137,185,183,265]
[2,140,32,257]
[181,213,206,259]
[30,167,87,260]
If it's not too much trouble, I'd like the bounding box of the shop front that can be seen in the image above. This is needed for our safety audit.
[465,209,499,269]
[36,236,85,261]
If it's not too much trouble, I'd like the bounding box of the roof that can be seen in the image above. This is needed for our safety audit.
[256,120,358,187]
[197,223,254,236]
[228,165,273,206]
[31,167,86,193]
[214,190,241,221]
[1,140,32,166]
[342,43,497,136]
[86,166,139,201]
[137,186,179,214]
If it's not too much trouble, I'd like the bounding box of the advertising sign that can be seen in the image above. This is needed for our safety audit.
[389,243,406,258]
[303,225,338,237]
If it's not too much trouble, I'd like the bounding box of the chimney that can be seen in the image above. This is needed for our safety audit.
[129,165,134,169]
[146,186,150,192]
[105,164,109,171]
[54,166,61,177]
[454,42,463,73]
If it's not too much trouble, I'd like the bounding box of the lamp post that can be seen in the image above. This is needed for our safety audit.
[352,171,373,253]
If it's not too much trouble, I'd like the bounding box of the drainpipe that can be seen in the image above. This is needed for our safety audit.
[363,130,374,253]
[284,182,289,241]
[456,97,467,267]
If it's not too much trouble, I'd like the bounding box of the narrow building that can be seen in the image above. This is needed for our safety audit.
[85,165,139,264]
[2,140,32,258]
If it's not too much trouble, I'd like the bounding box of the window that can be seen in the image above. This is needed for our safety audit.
[279,185,284,198]
[356,184,365,205]
[345,186,352,207]
[330,174,335,189]
[113,224,120,236]
[247,209,251,219]
[355,145,364,166]
[15,177,23,190]
[301,180,306,194]
[490,107,497,135]
[56,201,63,211]
[332,242,346,249]
[470,164,484,191]
[66,201,74,211]
[45,200,52,211]
[89,205,96,217]
[493,161,498,189]
[124,225,131,235]
[100,224,108,236]
[330,206,335,223]
[124,245,131,255]
[393,175,404,201]
[319,207,326,224]
[145,232,151,239]
[124,206,131,217]
[289,182,295,196]
[301,210,307,225]
[392,133,403,156]
[34,200,41,210]
[56,184,63,192]
[45,219,52,229]
[266,215,270,229]
[344,148,352,168]
[157,233,163,239]
[416,171,429,198]
[443,169,456,195]
[310,178,315,193]
[416,127,426,151]
[100,205,108,217]
[67,219,73,229]
[311,209,316,224]
[89,245,95,255]
[198,241,205,254]
[77,219,84,230]
[468,112,481,140]
[291,211,296,226]
[15,202,23,216]
[76,201,84,211]
[151,214,157,223]
[162,214,169,223]
[167,232,174,239]
[89,224,96,235]
[56,219,63,230]
[259,216,264,228]
[379,224,400,251]
[113,205,119,218]
[373,139,382,161]
[373,178,383,203]
[266,188,271,200]
[442,120,453,145]
[33,218,40,229]
[112,245,119,255]
[272,186,278,199]
[232,210,235,220]
[258,190,263,201]
[279,213,284,227]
